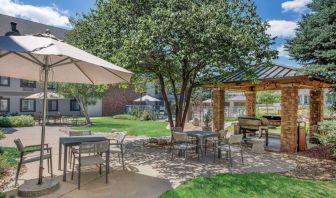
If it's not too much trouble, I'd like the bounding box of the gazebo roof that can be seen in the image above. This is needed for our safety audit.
[200,64,333,91]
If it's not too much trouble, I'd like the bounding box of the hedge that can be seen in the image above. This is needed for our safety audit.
[0,115,35,127]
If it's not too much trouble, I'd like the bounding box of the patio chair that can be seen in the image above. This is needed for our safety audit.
[109,132,127,170]
[169,127,183,152]
[71,140,110,189]
[68,130,92,167]
[14,139,53,186]
[216,134,244,167]
[171,131,195,160]
[204,130,228,156]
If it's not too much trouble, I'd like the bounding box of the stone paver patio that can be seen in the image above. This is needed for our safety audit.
[1,126,296,198]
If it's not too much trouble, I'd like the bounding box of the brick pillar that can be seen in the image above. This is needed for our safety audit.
[244,91,256,117]
[280,84,299,153]
[212,88,225,132]
[309,89,324,140]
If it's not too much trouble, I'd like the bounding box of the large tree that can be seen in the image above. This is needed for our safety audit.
[286,0,336,110]
[67,0,277,128]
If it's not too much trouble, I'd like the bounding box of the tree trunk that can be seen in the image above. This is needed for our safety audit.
[77,97,91,125]
[157,75,174,128]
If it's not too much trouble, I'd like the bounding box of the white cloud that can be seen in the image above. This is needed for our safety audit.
[266,20,298,39]
[281,0,312,13]
[276,45,289,58]
[0,0,70,28]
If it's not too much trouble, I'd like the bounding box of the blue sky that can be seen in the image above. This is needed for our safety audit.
[0,0,312,67]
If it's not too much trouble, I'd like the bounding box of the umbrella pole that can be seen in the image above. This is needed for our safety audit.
[38,63,49,184]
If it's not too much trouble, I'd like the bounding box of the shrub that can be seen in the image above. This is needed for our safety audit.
[0,115,34,127]
[0,130,5,140]
[112,114,138,120]
[318,120,336,157]
[128,107,143,118]
[141,111,152,121]
[203,110,212,127]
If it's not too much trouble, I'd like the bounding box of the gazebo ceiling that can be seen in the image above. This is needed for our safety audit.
[199,64,333,91]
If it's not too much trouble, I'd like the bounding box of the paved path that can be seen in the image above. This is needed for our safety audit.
[1,126,296,198]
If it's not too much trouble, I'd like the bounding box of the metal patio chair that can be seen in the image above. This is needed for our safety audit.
[71,140,110,189]
[109,132,127,170]
[171,131,195,160]
[216,134,244,167]
[68,130,92,167]
[14,138,53,186]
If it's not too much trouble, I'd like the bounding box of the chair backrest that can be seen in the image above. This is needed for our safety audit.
[14,139,25,153]
[80,140,109,154]
[172,131,188,142]
[69,130,92,136]
[171,127,183,132]
[218,130,228,140]
[115,132,127,143]
[228,134,243,144]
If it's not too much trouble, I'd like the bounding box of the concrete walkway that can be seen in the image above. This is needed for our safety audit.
[1,126,296,197]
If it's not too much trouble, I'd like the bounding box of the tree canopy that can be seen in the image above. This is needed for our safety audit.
[67,0,277,128]
[286,0,336,81]
[256,91,280,114]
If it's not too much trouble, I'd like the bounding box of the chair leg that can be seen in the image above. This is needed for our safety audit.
[78,164,81,189]
[121,152,125,170]
[229,147,233,167]
[50,154,53,177]
[71,157,75,180]
[204,140,207,156]
[47,158,50,173]
[99,164,102,175]
[15,161,22,187]
[240,146,244,165]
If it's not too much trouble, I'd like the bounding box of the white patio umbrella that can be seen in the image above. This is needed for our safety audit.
[0,33,132,185]
[25,92,65,100]
[134,94,160,102]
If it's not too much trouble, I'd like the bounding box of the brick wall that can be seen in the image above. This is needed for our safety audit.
[212,88,225,132]
[102,85,141,116]
[309,89,324,139]
[280,84,299,152]
[244,91,256,117]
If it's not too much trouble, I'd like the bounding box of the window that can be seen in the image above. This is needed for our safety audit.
[48,100,58,111]
[0,98,9,112]
[20,80,36,88]
[70,99,80,111]
[20,99,35,112]
[0,76,10,86]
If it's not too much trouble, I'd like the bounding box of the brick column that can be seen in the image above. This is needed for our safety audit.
[309,89,324,140]
[280,84,299,152]
[244,91,256,117]
[212,88,225,132]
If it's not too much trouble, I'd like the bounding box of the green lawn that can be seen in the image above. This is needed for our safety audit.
[74,117,170,137]
[160,173,336,198]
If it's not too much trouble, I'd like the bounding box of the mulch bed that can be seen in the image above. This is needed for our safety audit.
[0,166,27,191]
[283,145,336,180]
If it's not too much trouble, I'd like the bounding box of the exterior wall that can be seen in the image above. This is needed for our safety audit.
[280,84,299,153]
[244,91,256,117]
[0,77,101,116]
[102,85,141,116]
[212,88,225,132]
[309,89,324,139]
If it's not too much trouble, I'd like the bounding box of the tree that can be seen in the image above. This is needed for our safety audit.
[286,0,336,111]
[256,91,280,114]
[67,0,277,128]
[55,83,108,124]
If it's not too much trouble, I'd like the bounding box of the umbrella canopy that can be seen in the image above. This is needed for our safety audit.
[134,95,160,102]
[0,33,133,185]
[25,92,64,100]
[0,34,132,84]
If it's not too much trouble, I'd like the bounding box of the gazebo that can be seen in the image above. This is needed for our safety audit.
[199,64,333,152]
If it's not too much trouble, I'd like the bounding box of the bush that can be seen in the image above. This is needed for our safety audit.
[318,120,336,157]
[0,115,34,127]
[128,107,142,118]
[0,130,5,140]
[203,110,212,127]
[112,114,138,120]
[141,111,152,121]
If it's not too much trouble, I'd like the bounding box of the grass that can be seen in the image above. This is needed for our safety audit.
[74,117,170,137]
[160,173,336,198]
[0,147,19,177]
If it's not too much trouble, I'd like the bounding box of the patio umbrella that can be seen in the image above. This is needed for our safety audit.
[134,95,160,102]
[25,92,65,100]
[0,32,132,185]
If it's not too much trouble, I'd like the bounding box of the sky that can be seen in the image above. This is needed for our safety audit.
[0,0,313,67]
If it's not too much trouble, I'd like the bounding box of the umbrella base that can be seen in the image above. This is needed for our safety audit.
[18,177,59,197]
